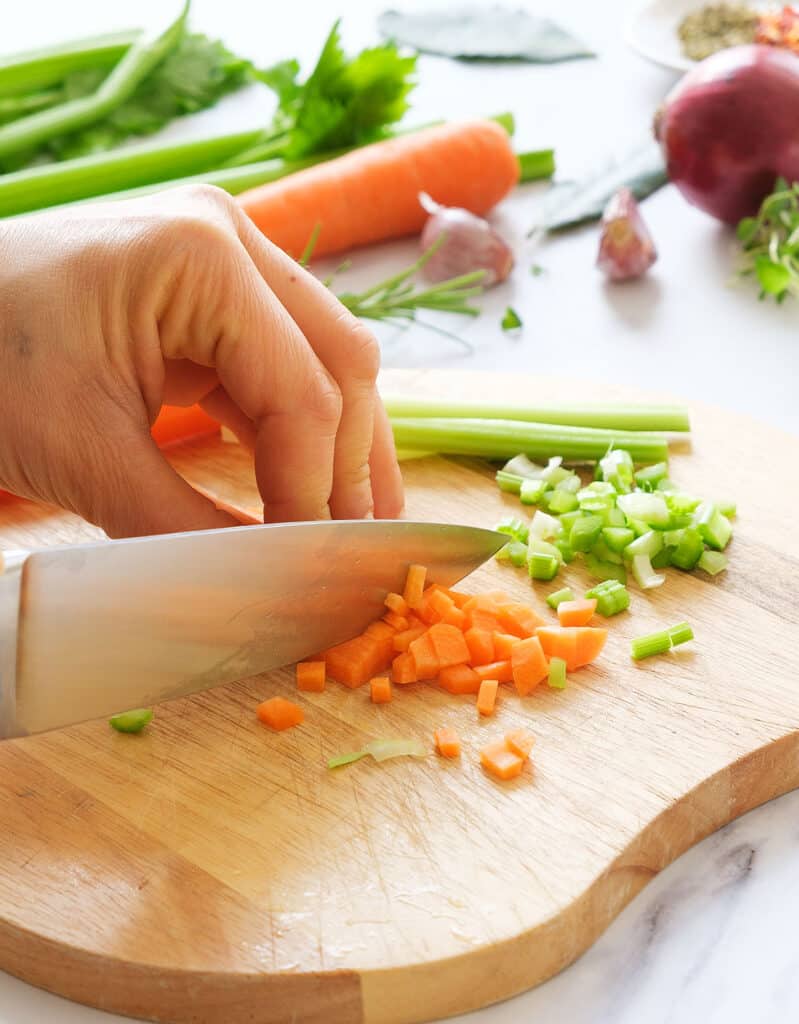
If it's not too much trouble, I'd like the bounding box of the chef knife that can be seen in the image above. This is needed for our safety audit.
[0,520,504,738]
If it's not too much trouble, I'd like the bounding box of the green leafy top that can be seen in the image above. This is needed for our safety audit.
[257,20,416,158]
[737,177,799,302]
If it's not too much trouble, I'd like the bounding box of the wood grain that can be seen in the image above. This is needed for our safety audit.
[1,368,797,1024]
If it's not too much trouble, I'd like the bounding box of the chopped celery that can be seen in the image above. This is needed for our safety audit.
[328,750,369,769]
[666,491,701,514]
[628,518,652,538]
[656,478,678,492]
[617,492,670,527]
[367,738,426,762]
[717,500,737,518]
[496,541,528,567]
[496,469,523,494]
[554,538,575,563]
[662,528,685,548]
[546,587,574,609]
[625,530,664,560]
[631,553,665,590]
[585,553,627,583]
[590,538,625,565]
[496,515,529,543]
[599,449,634,493]
[528,552,560,580]
[670,527,704,570]
[558,510,582,533]
[666,513,694,530]
[650,547,672,569]
[502,454,546,479]
[109,708,153,733]
[570,514,603,552]
[545,488,579,514]
[530,510,562,540]
[548,656,567,689]
[528,537,563,563]
[586,579,630,616]
[602,506,626,528]
[693,501,732,551]
[634,462,668,490]
[602,526,635,552]
[520,477,548,505]
[581,496,616,513]
[631,621,693,660]
[542,464,572,487]
[698,549,728,576]
[555,473,581,494]
[578,481,617,502]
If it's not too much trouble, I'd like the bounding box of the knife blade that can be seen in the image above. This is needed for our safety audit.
[0,520,504,738]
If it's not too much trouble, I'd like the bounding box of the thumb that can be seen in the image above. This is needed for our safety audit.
[71,428,239,539]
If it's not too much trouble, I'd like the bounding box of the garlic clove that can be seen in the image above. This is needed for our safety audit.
[597,187,657,282]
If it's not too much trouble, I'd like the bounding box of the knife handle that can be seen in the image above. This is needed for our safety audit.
[0,550,28,575]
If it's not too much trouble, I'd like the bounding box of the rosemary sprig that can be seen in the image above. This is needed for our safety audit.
[737,177,799,302]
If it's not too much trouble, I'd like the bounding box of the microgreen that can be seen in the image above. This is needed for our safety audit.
[737,177,799,301]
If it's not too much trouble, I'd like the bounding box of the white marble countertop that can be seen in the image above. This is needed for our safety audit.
[2,2,799,1023]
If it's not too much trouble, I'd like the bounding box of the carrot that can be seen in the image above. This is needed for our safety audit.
[438,663,481,695]
[392,651,418,685]
[557,598,597,628]
[434,727,461,758]
[409,632,440,680]
[492,632,520,660]
[383,611,409,631]
[416,589,443,625]
[427,623,470,668]
[370,676,392,704]
[296,661,325,693]
[477,678,499,716]
[474,660,513,684]
[444,590,470,609]
[505,728,535,759]
[365,621,395,644]
[324,634,392,688]
[150,404,220,447]
[429,588,456,620]
[385,592,409,616]
[511,636,549,696]
[464,627,495,666]
[237,119,519,259]
[256,696,304,731]
[480,739,524,781]
[403,564,427,610]
[393,624,427,652]
[497,603,546,638]
[537,627,608,671]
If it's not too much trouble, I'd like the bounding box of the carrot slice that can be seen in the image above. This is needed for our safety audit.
[392,651,418,684]
[480,739,524,780]
[511,636,549,696]
[427,622,470,668]
[434,727,461,758]
[403,564,427,610]
[256,696,304,731]
[474,660,513,683]
[429,588,456,620]
[393,625,427,652]
[498,603,547,638]
[324,634,392,688]
[370,676,392,704]
[441,605,467,629]
[385,592,409,616]
[416,589,444,625]
[409,632,441,680]
[492,632,520,660]
[444,590,470,609]
[438,663,481,694]
[537,627,607,671]
[477,678,499,716]
[296,661,325,693]
[365,621,395,643]
[383,611,410,631]
[468,609,502,632]
[557,598,597,628]
[464,627,495,666]
[505,728,535,759]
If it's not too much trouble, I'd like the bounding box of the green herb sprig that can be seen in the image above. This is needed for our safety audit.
[737,177,799,302]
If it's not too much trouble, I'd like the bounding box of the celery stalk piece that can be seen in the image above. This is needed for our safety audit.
[518,148,556,182]
[602,526,635,552]
[528,552,560,581]
[520,477,548,505]
[670,527,705,570]
[496,470,523,495]
[599,448,634,493]
[617,492,670,527]
[698,550,728,576]
[546,587,574,609]
[570,514,603,552]
[634,461,669,490]
[631,553,665,590]
[717,500,737,518]
[0,29,139,98]
[546,489,579,514]
[502,454,546,479]
[631,622,693,660]
[496,515,529,543]
[650,547,672,569]
[109,708,153,733]
[548,656,567,689]
[693,502,733,551]
[590,538,625,565]
[530,510,562,540]
[496,541,528,568]
[586,580,630,616]
[625,530,664,560]
[585,554,627,583]
[554,538,575,563]
[602,506,626,528]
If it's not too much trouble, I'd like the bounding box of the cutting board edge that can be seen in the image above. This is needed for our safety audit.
[2,730,796,1024]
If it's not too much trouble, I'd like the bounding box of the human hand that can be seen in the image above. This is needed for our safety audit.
[0,185,403,537]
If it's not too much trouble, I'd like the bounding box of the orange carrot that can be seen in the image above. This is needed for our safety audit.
[498,603,546,638]
[474,660,513,684]
[480,739,524,780]
[393,625,427,652]
[150,404,220,447]
[409,632,440,680]
[365,621,395,644]
[429,588,456,620]
[385,592,409,616]
[557,598,597,628]
[505,728,535,759]
[434,727,461,758]
[296,661,325,693]
[492,632,520,660]
[438,663,481,695]
[477,678,499,716]
[392,651,418,685]
[444,590,470,609]
[427,623,470,668]
[324,634,392,688]
[511,636,549,696]
[383,611,409,631]
[403,564,427,610]
[464,627,495,666]
[256,696,304,731]
[370,676,392,704]
[536,627,607,671]
[238,119,520,259]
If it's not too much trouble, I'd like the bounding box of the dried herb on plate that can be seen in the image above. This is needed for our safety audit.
[677,4,759,62]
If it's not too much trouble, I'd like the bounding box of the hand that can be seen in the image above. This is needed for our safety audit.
[0,186,404,537]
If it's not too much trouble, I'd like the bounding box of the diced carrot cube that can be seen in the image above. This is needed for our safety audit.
[429,588,456,620]
[256,696,304,731]
[498,603,546,638]
[537,627,607,671]
[409,632,440,680]
[474,660,513,683]
[392,651,418,685]
[434,727,461,758]
[477,678,499,716]
[464,627,495,666]
[480,739,524,780]
[393,625,427,652]
[441,604,467,629]
[444,589,470,609]
[385,592,409,616]
[511,636,549,696]
[438,663,481,694]
[468,609,502,632]
[427,622,470,668]
[557,598,597,627]
[492,632,520,660]
[296,661,325,693]
[403,564,427,610]
[383,611,409,631]
[505,728,535,759]
[370,676,392,704]
[324,633,392,688]
[416,589,444,625]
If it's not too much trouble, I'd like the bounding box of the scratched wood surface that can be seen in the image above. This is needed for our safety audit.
[0,368,797,1024]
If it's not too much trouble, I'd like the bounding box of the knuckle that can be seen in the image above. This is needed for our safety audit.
[307,370,343,427]
[335,310,381,382]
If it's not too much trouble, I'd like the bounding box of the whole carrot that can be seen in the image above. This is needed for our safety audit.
[237,118,520,259]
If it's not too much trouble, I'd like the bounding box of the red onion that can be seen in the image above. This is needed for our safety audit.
[419,193,514,286]
[597,188,657,281]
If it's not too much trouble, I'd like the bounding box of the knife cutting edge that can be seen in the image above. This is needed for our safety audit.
[0,520,504,739]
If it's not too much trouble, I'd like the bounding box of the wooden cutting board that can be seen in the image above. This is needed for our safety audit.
[1,368,797,1024]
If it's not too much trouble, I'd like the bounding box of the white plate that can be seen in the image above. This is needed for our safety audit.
[624,0,769,73]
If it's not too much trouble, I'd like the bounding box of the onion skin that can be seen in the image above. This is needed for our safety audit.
[654,44,799,224]
[420,206,514,285]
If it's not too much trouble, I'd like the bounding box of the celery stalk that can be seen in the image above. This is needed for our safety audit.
[0,30,139,98]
